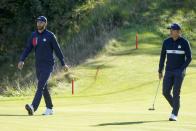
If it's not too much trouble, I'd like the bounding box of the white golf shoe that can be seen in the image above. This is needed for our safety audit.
[42,108,53,115]
[169,114,177,121]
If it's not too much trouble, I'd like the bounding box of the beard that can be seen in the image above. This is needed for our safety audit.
[37,25,45,30]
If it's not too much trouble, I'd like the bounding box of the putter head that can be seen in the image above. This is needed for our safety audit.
[148,107,155,111]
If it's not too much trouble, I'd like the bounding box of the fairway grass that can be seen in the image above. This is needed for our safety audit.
[0,29,195,131]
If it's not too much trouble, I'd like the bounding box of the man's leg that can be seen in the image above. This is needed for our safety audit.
[162,71,174,107]
[43,84,53,109]
[32,70,51,111]
[172,71,185,116]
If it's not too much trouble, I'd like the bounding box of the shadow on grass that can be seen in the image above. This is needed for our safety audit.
[94,120,168,126]
[77,80,157,97]
[81,57,119,70]
[108,48,160,56]
[0,114,42,117]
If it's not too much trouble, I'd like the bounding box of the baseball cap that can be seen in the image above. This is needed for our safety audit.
[37,16,47,23]
[167,23,181,30]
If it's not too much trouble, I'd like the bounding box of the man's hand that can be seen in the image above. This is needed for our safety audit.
[159,72,163,80]
[63,64,69,72]
[18,61,24,70]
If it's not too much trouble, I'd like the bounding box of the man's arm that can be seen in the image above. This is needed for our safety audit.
[51,34,65,66]
[180,40,192,71]
[51,34,69,71]
[18,35,33,70]
[158,42,166,79]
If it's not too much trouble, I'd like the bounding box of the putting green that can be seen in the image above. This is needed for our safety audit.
[0,30,195,131]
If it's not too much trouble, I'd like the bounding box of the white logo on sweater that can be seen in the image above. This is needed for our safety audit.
[43,38,47,42]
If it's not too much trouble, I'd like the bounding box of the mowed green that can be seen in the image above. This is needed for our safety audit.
[0,29,196,131]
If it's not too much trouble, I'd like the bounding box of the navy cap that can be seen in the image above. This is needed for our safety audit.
[37,16,47,23]
[167,23,181,30]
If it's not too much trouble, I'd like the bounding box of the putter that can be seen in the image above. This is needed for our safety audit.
[148,79,161,111]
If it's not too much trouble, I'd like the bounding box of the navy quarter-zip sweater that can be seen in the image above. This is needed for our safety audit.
[20,29,65,69]
[158,36,192,73]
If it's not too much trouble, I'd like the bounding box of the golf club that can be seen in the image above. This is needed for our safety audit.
[148,79,161,111]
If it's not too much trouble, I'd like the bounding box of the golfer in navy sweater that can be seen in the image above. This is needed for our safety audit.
[158,23,192,121]
[18,16,69,116]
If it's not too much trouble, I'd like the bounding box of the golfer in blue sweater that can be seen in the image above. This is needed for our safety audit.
[18,16,69,116]
[158,23,192,121]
